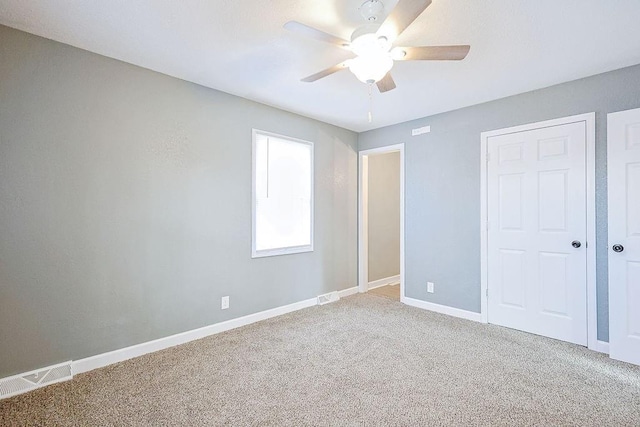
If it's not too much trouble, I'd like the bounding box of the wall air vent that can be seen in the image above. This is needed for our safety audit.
[317,291,340,305]
[0,361,72,400]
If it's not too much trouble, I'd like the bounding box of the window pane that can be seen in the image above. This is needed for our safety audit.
[254,133,313,255]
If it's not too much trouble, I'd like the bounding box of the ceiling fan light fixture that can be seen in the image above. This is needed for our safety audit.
[348,30,393,84]
[288,0,469,92]
[348,54,393,84]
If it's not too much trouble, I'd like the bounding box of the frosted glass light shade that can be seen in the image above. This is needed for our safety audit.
[348,32,393,84]
[348,54,393,84]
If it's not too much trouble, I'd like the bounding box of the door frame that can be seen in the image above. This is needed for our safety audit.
[358,144,405,300]
[480,113,598,351]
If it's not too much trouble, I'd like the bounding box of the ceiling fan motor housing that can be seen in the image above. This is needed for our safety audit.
[350,24,381,44]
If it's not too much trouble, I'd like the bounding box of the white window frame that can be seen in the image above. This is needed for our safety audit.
[251,129,314,258]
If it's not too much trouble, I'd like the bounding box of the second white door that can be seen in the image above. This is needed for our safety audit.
[487,121,587,345]
[608,107,640,366]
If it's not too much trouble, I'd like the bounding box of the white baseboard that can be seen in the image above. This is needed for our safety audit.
[402,296,483,323]
[5,287,361,391]
[1,295,320,399]
[73,296,317,375]
[338,286,358,298]
[594,340,610,354]
[368,274,401,290]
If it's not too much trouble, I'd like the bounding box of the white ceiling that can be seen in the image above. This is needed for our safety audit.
[1,0,640,132]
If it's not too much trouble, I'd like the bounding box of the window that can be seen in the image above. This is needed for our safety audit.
[252,130,314,258]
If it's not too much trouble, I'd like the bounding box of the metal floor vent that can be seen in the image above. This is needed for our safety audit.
[317,291,340,306]
[0,361,72,400]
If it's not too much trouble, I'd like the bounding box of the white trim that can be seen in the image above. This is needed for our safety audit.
[402,297,483,323]
[368,274,401,290]
[73,296,317,375]
[358,144,405,301]
[480,129,489,324]
[251,129,314,259]
[400,146,405,303]
[480,113,598,349]
[358,154,369,292]
[252,244,313,259]
[584,114,597,352]
[595,340,610,354]
[480,113,595,139]
[337,286,359,298]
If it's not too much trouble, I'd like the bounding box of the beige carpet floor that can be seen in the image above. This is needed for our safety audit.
[368,285,400,301]
[2,294,640,426]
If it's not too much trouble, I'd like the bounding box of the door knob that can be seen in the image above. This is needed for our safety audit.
[612,244,624,253]
[571,240,581,248]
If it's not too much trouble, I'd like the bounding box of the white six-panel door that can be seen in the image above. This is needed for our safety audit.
[608,108,640,366]
[487,122,588,345]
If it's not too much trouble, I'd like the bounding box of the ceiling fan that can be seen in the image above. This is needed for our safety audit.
[284,0,470,93]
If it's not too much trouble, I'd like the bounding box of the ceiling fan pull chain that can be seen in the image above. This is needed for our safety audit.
[368,83,373,123]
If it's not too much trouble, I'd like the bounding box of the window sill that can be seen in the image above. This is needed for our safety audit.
[252,245,313,259]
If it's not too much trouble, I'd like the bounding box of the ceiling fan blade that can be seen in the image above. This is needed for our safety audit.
[377,0,432,41]
[301,62,349,82]
[284,21,350,49]
[376,72,396,93]
[395,45,470,61]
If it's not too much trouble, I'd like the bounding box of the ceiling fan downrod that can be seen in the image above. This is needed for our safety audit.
[359,0,385,22]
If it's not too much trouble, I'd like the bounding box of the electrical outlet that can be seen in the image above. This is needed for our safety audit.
[427,282,434,293]
[221,296,229,310]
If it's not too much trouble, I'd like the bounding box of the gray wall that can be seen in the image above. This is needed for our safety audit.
[0,25,358,378]
[359,63,640,342]
[367,152,400,282]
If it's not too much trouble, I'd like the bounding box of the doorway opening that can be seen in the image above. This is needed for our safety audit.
[358,144,405,301]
